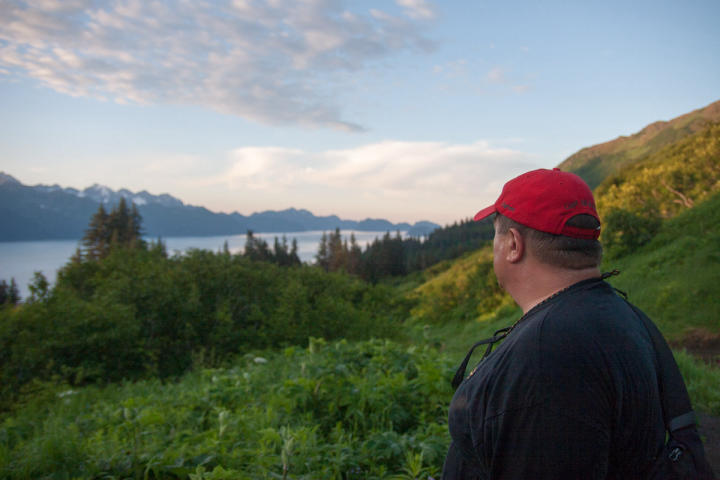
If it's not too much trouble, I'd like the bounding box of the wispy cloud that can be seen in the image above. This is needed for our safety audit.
[396,0,436,20]
[485,66,532,94]
[0,0,436,131]
[432,58,467,79]
[486,66,506,84]
[512,85,530,93]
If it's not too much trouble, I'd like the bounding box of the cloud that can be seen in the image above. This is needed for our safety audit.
[0,0,436,131]
[396,0,436,20]
[203,139,535,223]
[486,66,506,84]
[432,58,467,79]
[224,147,304,190]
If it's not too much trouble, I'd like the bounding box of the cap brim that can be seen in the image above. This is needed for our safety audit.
[473,205,496,222]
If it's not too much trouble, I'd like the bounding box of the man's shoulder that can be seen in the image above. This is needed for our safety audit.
[540,280,641,331]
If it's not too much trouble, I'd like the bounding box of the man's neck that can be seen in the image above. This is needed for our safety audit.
[513,267,601,314]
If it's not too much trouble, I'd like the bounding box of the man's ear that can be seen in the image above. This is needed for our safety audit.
[506,227,525,263]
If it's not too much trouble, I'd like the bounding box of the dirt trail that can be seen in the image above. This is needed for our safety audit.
[673,331,720,473]
[672,328,720,368]
[698,412,720,475]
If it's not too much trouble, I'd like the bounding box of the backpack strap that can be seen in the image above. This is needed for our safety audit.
[451,326,512,389]
[625,301,695,431]
[668,411,697,433]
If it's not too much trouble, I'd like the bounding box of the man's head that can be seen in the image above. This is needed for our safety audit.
[476,168,602,271]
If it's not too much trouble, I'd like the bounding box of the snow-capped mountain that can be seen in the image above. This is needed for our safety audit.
[0,173,439,241]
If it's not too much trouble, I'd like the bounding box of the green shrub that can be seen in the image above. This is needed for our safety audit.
[0,339,454,479]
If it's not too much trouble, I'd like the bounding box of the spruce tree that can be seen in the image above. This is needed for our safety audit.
[0,280,7,305]
[348,233,362,275]
[316,232,330,271]
[290,238,301,266]
[82,200,145,260]
[328,228,345,272]
[82,204,110,260]
[8,278,20,305]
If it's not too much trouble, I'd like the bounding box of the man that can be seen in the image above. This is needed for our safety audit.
[442,168,691,479]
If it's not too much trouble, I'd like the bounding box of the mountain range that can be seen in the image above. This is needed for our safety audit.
[0,174,440,241]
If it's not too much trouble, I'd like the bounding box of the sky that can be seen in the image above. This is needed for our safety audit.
[1,0,718,226]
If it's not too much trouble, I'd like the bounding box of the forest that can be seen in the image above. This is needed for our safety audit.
[0,121,719,479]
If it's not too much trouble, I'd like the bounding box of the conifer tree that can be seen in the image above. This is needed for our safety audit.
[8,278,20,305]
[82,199,145,260]
[347,234,362,275]
[244,230,272,262]
[290,238,301,266]
[0,278,20,305]
[328,228,345,272]
[316,232,330,271]
[0,280,8,305]
[83,204,110,260]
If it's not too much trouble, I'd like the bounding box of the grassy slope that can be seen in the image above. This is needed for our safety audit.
[593,122,720,220]
[558,99,720,189]
[601,191,720,340]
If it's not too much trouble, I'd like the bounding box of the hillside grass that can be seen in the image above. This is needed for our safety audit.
[601,191,720,340]
[594,122,720,221]
[559,101,720,188]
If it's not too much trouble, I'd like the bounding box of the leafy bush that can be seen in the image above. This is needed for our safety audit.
[602,207,661,259]
[0,339,455,479]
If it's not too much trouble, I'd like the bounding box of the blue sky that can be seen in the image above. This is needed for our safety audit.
[1,0,718,225]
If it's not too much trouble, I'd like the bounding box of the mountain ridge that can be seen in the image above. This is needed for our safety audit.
[558,99,720,188]
[0,173,440,241]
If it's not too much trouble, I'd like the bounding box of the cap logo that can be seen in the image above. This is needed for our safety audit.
[564,199,594,209]
[501,202,515,211]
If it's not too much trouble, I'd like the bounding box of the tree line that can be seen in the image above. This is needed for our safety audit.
[315,218,495,282]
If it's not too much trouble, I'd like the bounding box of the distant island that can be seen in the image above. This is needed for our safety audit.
[0,173,440,241]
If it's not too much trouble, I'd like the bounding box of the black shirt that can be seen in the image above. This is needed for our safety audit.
[443,278,665,479]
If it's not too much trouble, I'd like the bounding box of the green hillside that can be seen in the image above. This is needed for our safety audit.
[594,122,720,220]
[558,99,720,188]
[601,190,720,342]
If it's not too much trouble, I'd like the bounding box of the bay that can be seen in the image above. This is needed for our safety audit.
[0,230,397,299]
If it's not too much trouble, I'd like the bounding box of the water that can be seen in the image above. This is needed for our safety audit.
[0,230,397,299]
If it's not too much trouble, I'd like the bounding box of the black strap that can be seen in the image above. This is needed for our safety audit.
[624,297,695,433]
[451,327,512,389]
[604,269,695,432]
[668,411,697,433]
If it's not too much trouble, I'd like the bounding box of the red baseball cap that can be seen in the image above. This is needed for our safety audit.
[474,168,601,239]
